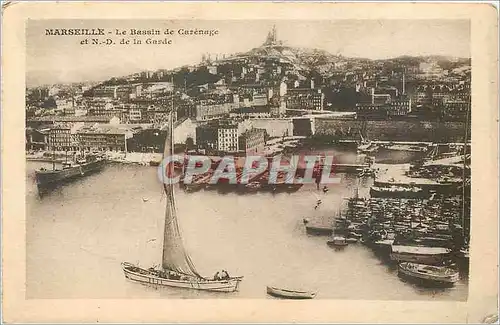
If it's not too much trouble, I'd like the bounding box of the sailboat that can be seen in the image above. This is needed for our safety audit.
[122,111,243,292]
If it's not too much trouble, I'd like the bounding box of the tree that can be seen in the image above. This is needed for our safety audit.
[185,137,195,149]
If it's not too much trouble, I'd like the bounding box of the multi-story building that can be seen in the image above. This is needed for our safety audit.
[76,125,134,152]
[48,125,72,151]
[129,109,142,122]
[229,106,271,119]
[85,98,115,114]
[387,98,412,116]
[355,103,388,119]
[370,88,392,104]
[286,88,324,111]
[195,102,239,121]
[56,98,75,115]
[92,86,117,99]
[442,100,470,120]
[196,120,249,153]
[238,128,265,155]
[196,124,219,151]
[217,124,239,152]
[115,86,132,100]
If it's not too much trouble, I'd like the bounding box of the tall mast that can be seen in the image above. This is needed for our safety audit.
[124,133,127,158]
[461,102,470,240]
[52,137,56,170]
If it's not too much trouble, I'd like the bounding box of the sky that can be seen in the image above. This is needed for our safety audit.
[26,19,470,87]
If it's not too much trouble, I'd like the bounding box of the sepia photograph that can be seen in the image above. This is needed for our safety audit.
[25,18,472,300]
[2,2,498,323]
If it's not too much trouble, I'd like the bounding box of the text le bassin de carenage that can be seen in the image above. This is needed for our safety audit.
[44,28,220,46]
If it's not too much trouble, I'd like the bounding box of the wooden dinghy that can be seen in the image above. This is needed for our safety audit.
[266,286,317,299]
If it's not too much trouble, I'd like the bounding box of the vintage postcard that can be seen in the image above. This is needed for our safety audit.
[2,1,498,323]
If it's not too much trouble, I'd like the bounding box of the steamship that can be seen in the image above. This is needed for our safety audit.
[35,154,106,193]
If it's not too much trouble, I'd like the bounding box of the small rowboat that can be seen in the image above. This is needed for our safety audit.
[266,286,316,299]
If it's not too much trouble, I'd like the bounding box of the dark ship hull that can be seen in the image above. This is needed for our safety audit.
[35,159,106,193]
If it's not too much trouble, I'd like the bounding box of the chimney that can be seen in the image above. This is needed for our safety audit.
[371,87,375,104]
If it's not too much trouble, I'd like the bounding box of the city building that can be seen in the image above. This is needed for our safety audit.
[355,103,389,119]
[238,128,266,155]
[387,98,412,116]
[370,88,392,104]
[92,86,117,99]
[229,106,271,119]
[129,109,142,122]
[196,120,250,153]
[76,124,134,152]
[442,100,470,120]
[195,102,238,121]
[56,98,75,115]
[286,88,324,111]
[48,124,79,151]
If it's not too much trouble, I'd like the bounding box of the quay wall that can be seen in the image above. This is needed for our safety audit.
[314,118,468,143]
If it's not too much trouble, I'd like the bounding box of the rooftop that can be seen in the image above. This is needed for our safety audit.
[29,115,118,123]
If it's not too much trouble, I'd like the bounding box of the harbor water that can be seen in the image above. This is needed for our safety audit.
[26,149,468,300]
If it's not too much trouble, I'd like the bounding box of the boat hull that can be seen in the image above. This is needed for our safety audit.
[327,237,349,248]
[327,241,348,248]
[390,251,451,265]
[305,226,333,236]
[35,159,106,192]
[398,262,459,287]
[122,263,242,292]
[266,286,316,299]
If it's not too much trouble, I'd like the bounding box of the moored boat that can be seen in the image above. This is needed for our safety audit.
[370,185,428,199]
[391,245,452,265]
[266,286,316,299]
[397,262,459,287]
[303,219,333,236]
[327,236,348,248]
[35,154,106,193]
[346,237,359,244]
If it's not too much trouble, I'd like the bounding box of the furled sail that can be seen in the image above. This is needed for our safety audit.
[161,111,201,278]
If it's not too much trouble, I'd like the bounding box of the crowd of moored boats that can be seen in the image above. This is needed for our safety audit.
[305,193,468,288]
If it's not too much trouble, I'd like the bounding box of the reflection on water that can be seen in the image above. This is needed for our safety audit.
[26,150,468,300]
